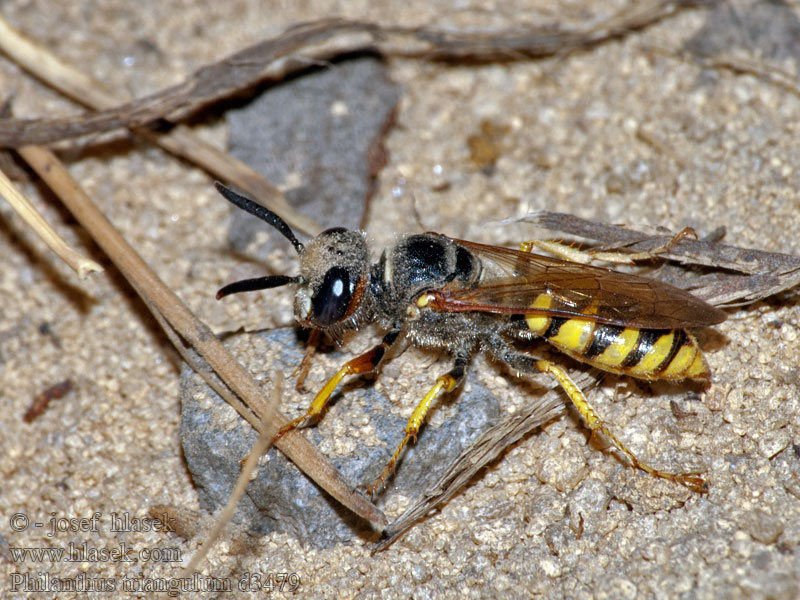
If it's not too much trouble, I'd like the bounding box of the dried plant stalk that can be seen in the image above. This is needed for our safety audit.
[0,2,700,147]
[179,374,283,578]
[0,164,102,278]
[0,16,319,237]
[16,143,386,529]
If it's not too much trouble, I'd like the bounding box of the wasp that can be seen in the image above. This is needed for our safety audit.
[214,183,726,496]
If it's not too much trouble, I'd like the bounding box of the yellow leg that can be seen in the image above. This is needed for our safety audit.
[520,240,597,262]
[275,330,401,441]
[536,359,706,493]
[367,370,461,496]
[520,226,698,265]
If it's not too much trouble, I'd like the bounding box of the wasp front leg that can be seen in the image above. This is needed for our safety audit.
[367,353,469,497]
[292,329,320,392]
[275,329,402,441]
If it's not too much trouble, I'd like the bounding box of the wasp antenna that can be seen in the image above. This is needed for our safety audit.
[216,275,302,300]
[214,182,305,254]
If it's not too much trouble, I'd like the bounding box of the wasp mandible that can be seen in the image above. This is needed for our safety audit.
[214,183,726,496]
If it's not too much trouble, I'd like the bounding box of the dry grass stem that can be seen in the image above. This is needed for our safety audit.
[15,143,386,529]
[177,374,283,582]
[0,163,102,278]
[0,16,319,237]
[0,2,700,148]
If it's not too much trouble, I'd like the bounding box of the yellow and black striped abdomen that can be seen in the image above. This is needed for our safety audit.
[525,295,708,381]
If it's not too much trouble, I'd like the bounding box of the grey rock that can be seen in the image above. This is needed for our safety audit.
[226,55,400,251]
[180,327,501,548]
[685,1,800,67]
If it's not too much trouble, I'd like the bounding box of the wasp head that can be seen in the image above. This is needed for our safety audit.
[293,226,369,329]
[214,183,370,332]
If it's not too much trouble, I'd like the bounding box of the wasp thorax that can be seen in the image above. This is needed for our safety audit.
[294,228,369,329]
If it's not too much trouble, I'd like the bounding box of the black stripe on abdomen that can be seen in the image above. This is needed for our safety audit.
[543,317,566,339]
[621,328,661,369]
[655,329,688,374]
[584,324,625,359]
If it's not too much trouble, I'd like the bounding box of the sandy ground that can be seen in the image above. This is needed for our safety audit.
[1,1,799,598]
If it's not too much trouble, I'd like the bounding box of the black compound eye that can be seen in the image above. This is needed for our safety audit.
[311,266,355,327]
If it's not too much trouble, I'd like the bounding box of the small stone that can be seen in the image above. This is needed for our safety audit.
[745,508,784,545]
[757,428,791,459]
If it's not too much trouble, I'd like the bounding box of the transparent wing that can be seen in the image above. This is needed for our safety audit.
[426,236,726,329]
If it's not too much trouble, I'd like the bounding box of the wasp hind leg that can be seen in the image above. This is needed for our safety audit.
[486,335,706,493]
[520,226,697,265]
[275,329,402,441]
[535,360,706,493]
[367,353,469,497]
